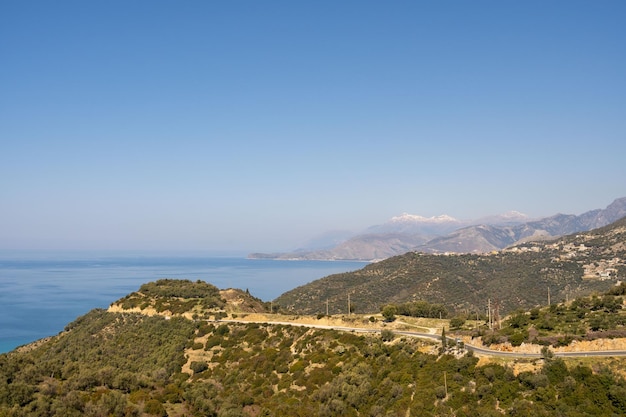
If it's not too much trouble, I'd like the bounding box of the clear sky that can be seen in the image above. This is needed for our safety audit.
[1,1,625,253]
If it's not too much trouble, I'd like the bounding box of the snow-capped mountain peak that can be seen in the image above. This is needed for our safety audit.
[389,213,459,224]
[365,213,463,236]
[500,211,529,220]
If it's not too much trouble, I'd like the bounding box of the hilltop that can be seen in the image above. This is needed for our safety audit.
[274,216,626,315]
[108,279,268,320]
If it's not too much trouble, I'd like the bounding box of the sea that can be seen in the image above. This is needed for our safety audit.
[0,251,365,354]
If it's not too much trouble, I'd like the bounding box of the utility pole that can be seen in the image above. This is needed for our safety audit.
[548,286,551,306]
[326,299,329,316]
[348,293,351,316]
[488,299,492,330]
[494,300,501,330]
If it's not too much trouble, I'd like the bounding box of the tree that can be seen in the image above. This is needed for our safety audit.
[382,305,397,322]
[449,316,466,330]
[540,346,554,360]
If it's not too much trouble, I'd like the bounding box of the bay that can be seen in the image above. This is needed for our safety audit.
[0,251,365,353]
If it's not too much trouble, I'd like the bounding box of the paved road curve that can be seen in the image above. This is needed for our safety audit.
[220,319,626,359]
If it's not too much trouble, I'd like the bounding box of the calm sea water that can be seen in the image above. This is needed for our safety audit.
[0,251,365,353]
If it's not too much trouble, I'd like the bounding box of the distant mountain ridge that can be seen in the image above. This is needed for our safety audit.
[420,197,626,254]
[249,197,626,260]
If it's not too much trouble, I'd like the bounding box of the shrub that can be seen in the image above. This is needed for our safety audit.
[509,330,528,347]
[144,399,167,416]
[381,329,395,342]
[197,323,213,337]
[216,324,230,336]
[190,361,209,374]
[435,385,447,399]
[205,336,222,349]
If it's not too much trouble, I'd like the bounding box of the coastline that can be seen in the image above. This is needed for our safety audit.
[0,254,365,354]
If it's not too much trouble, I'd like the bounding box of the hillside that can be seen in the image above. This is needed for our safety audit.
[274,216,626,315]
[3,280,626,416]
[468,282,626,349]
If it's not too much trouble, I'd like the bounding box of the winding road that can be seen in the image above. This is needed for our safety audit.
[220,319,626,358]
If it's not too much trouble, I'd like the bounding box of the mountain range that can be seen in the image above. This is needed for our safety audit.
[250,197,626,261]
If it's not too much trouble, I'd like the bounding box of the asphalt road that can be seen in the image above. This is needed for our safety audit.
[221,319,626,358]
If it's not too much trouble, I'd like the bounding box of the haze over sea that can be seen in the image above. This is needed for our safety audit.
[0,251,363,354]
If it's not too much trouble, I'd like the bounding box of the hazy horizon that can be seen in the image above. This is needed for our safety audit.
[2,1,625,253]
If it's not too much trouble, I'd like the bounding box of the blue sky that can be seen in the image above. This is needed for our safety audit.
[1,1,625,253]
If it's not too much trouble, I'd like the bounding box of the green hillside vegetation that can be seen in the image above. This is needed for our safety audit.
[115,279,226,316]
[0,309,196,417]
[114,279,268,319]
[274,216,626,316]
[466,283,626,348]
[381,300,449,322]
[2,297,626,416]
